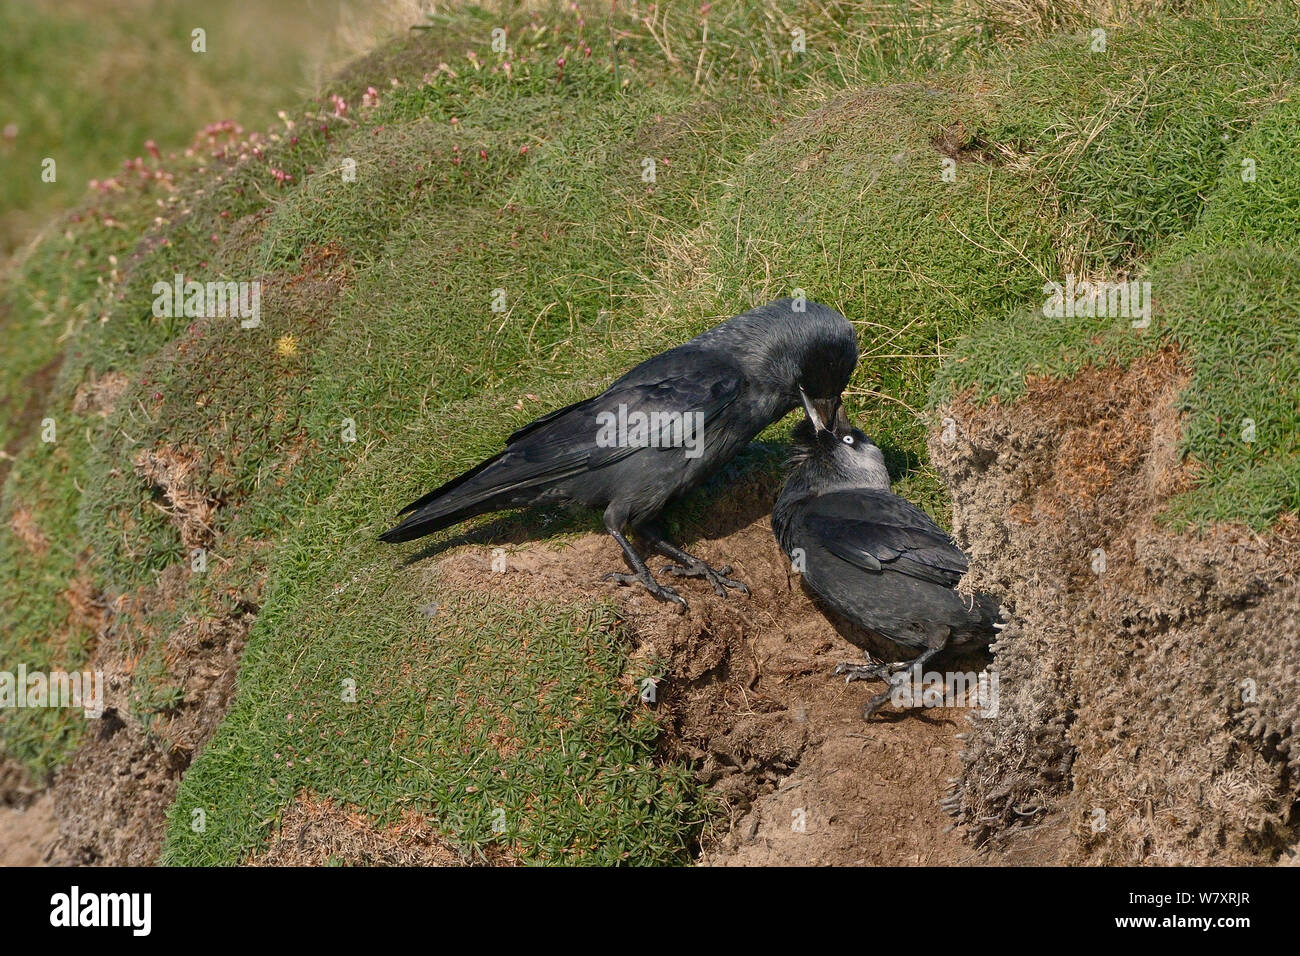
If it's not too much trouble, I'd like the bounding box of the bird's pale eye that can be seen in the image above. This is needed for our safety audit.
[842,435,854,445]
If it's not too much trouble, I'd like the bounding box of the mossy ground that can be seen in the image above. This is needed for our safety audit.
[0,0,1295,864]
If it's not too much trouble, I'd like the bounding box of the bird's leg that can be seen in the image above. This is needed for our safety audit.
[835,646,943,720]
[640,527,749,597]
[602,527,687,607]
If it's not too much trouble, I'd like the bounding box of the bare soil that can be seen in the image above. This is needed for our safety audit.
[47,563,255,865]
[0,758,57,866]
[250,792,503,866]
[428,477,1068,866]
[0,795,58,866]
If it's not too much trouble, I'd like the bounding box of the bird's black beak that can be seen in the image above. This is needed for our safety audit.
[800,389,842,434]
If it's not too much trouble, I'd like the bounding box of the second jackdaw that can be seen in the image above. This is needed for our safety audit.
[382,298,858,607]
[772,412,1000,717]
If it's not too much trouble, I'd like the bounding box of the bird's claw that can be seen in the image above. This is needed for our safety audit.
[863,665,921,719]
[832,661,918,719]
[602,571,688,608]
[659,561,750,597]
[833,662,885,684]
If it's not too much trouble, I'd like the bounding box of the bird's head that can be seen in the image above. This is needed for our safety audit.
[789,310,857,427]
[789,412,890,491]
[712,298,857,418]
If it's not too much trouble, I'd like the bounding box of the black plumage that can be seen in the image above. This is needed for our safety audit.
[382,298,858,607]
[772,417,1000,717]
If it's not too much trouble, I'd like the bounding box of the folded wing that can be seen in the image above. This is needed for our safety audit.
[382,359,743,541]
[798,489,967,587]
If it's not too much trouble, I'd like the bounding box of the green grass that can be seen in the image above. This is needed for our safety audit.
[1,0,1296,862]
[931,11,1300,528]
[0,0,405,256]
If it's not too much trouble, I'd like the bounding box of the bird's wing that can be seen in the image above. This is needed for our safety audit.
[504,336,738,448]
[505,394,598,445]
[420,363,743,507]
[517,364,744,474]
[395,358,743,519]
[799,489,967,587]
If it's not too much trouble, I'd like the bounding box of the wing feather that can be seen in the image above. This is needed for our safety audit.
[798,489,967,587]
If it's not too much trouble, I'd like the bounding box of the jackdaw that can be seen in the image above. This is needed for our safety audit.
[382,298,858,607]
[772,412,999,717]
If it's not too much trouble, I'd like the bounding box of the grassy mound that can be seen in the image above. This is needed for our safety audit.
[2,0,1296,864]
[932,11,1300,528]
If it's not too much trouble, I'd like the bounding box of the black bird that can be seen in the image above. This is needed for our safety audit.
[772,412,1000,717]
[382,298,858,607]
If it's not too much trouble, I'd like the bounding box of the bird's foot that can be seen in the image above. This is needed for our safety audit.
[602,570,687,608]
[861,664,922,720]
[832,659,911,683]
[659,560,749,597]
[833,662,887,684]
[831,660,920,719]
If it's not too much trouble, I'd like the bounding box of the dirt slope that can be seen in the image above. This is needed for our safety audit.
[934,348,1300,864]
[429,477,1067,866]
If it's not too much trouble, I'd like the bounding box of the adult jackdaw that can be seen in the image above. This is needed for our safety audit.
[382,298,858,607]
[772,413,999,718]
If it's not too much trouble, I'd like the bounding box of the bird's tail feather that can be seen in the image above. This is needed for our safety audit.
[379,500,493,543]
[394,448,507,517]
[379,450,511,543]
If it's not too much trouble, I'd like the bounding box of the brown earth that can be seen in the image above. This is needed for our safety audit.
[46,562,255,865]
[0,795,58,866]
[933,346,1300,864]
[250,792,497,866]
[424,475,1068,866]
[0,758,57,866]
